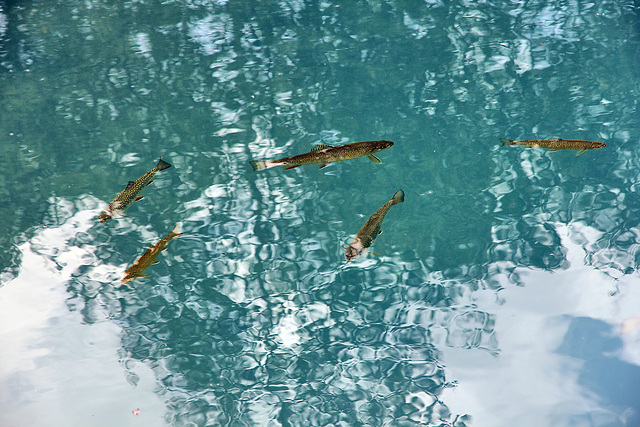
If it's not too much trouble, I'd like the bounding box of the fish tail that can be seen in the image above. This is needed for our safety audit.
[391,189,405,205]
[249,160,271,171]
[500,138,514,146]
[157,158,172,171]
[171,223,183,236]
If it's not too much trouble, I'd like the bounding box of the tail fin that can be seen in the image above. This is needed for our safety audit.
[157,158,172,171]
[500,138,513,146]
[171,223,183,237]
[249,160,269,171]
[391,189,405,205]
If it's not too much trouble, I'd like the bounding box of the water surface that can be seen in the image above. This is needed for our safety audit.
[1,0,640,426]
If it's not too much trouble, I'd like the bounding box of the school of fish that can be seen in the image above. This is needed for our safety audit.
[97,134,606,282]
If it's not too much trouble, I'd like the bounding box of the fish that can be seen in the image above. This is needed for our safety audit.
[249,140,394,171]
[97,158,172,222]
[121,224,182,285]
[500,137,605,155]
[345,189,404,261]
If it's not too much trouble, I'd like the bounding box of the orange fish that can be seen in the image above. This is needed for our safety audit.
[121,224,182,285]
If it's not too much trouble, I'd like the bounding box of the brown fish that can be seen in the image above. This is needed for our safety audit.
[98,158,172,222]
[121,224,182,285]
[345,189,404,261]
[249,140,394,171]
[500,138,605,155]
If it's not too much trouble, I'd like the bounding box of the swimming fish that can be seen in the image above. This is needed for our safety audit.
[345,189,404,261]
[249,140,394,171]
[121,224,182,285]
[97,158,172,222]
[500,138,605,155]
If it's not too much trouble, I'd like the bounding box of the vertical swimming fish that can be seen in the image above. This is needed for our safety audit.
[500,138,605,155]
[97,158,172,222]
[249,140,394,171]
[345,189,404,261]
[121,224,182,285]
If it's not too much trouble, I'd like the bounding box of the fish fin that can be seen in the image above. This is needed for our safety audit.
[391,189,405,205]
[138,274,151,277]
[576,149,586,156]
[319,163,331,169]
[171,224,183,236]
[135,196,144,201]
[152,261,160,264]
[284,165,302,170]
[367,154,382,164]
[145,180,154,186]
[549,149,558,152]
[125,181,136,190]
[249,160,269,171]
[366,251,380,256]
[500,138,513,146]
[311,144,332,152]
[157,158,172,171]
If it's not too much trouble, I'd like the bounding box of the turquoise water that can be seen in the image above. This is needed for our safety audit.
[1,0,640,425]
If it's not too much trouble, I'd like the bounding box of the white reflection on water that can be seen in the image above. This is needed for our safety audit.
[442,221,640,426]
[0,200,166,427]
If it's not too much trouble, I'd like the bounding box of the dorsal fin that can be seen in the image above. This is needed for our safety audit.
[124,181,136,190]
[311,144,332,152]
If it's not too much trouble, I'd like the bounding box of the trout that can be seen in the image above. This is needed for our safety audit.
[345,189,404,261]
[500,138,605,155]
[98,158,172,222]
[121,224,182,285]
[249,140,394,171]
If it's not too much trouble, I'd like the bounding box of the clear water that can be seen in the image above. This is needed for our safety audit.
[1,0,640,426]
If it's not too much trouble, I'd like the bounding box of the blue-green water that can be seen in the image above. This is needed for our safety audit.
[1,0,640,425]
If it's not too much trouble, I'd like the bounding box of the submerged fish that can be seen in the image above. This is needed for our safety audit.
[121,224,182,285]
[249,140,394,171]
[345,189,404,261]
[98,158,172,222]
[500,137,605,155]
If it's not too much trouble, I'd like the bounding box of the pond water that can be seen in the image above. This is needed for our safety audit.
[1,0,640,426]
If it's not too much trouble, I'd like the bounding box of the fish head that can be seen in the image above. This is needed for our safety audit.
[345,245,361,261]
[97,211,112,222]
[345,238,364,261]
[372,140,394,152]
[594,141,606,149]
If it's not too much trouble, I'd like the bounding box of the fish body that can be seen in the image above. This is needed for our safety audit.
[249,140,394,171]
[500,138,605,155]
[345,189,404,261]
[121,224,182,285]
[98,158,172,222]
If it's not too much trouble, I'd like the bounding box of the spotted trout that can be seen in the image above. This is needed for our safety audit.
[97,158,172,222]
[500,138,605,155]
[345,189,404,261]
[121,224,182,285]
[249,140,394,171]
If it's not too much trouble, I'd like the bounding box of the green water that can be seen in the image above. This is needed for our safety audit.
[1,0,640,426]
